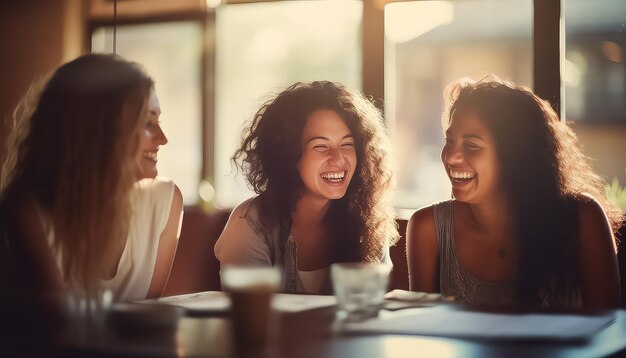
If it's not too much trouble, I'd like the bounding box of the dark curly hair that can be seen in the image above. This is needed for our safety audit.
[442,76,622,308]
[233,81,398,263]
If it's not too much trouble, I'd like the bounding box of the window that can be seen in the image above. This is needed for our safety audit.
[214,0,362,208]
[85,0,626,211]
[384,0,533,214]
[563,0,626,186]
[92,21,204,204]
[564,0,626,123]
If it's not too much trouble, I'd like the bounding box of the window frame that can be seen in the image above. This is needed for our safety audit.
[87,9,216,190]
[86,0,572,210]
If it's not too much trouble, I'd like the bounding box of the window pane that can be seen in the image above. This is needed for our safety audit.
[215,1,362,208]
[564,0,626,123]
[92,21,203,204]
[385,0,533,214]
[564,0,626,187]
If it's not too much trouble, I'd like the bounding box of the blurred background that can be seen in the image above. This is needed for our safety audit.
[1,0,624,216]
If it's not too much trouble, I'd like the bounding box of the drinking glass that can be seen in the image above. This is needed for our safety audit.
[331,262,391,321]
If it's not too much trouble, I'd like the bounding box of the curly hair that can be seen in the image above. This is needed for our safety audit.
[442,76,622,308]
[1,54,153,298]
[233,81,398,263]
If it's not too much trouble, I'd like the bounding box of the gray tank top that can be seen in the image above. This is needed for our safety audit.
[434,200,582,308]
[433,200,518,306]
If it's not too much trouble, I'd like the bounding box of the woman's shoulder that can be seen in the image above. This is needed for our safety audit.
[570,194,612,227]
[131,178,181,230]
[215,196,274,263]
[134,177,180,204]
[407,199,462,244]
[571,193,600,207]
[407,203,439,241]
[409,205,435,225]
[569,194,609,222]
[568,193,618,250]
[135,177,175,194]
[408,199,454,224]
[227,195,274,231]
[230,195,262,220]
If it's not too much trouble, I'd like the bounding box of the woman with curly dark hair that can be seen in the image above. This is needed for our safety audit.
[407,76,622,309]
[215,81,398,294]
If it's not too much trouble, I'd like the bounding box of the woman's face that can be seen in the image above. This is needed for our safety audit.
[441,110,501,204]
[136,89,168,179]
[297,109,357,202]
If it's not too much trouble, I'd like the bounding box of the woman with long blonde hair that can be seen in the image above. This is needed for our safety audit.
[0,53,182,309]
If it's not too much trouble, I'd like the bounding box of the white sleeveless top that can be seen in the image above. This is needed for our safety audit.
[103,177,175,301]
[44,177,175,302]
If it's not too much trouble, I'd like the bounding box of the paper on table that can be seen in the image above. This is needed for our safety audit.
[344,305,616,341]
[272,294,337,313]
[383,289,450,311]
[152,291,230,312]
[142,291,337,314]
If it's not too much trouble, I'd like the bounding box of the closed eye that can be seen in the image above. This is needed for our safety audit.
[464,142,481,150]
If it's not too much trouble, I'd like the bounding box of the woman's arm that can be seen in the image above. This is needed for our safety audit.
[146,185,183,299]
[577,197,620,309]
[406,206,439,292]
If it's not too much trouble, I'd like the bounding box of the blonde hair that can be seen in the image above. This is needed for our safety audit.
[1,54,153,299]
[1,77,46,190]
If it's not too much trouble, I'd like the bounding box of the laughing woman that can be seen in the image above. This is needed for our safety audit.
[407,77,622,310]
[215,81,398,294]
[0,54,182,308]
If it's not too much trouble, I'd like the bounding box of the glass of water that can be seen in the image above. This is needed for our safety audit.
[331,262,391,321]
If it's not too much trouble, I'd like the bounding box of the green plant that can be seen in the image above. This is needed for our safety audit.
[606,168,626,214]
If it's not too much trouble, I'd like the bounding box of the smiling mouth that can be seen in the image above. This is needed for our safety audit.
[450,170,475,182]
[320,171,346,183]
[143,151,158,162]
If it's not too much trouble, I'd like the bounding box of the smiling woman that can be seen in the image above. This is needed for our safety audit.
[441,112,501,205]
[0,54,183,313]
[298,109,357,201]
[406,76,622,310]
[214,81,399,294]
[0,54,147,316]
[136,89,167,179]
[117,86,184,301]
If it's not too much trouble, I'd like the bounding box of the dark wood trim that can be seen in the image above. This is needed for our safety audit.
[89,12,207,28]
[533,0,562,115]
[362,0,385,112]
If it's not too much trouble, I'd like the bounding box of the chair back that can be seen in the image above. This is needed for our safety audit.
[162,206,230,296]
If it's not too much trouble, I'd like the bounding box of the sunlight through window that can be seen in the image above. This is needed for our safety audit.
[385,0,532,213]
[214,0,362,208]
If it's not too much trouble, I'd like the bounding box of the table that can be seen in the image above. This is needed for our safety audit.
[4,294,626,358]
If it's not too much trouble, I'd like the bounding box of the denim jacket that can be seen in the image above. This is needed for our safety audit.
[214,196,391,294]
